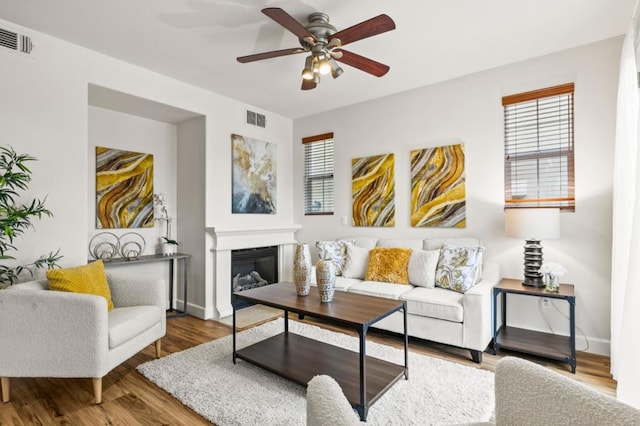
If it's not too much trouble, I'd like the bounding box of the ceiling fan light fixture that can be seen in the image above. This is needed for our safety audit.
[318,56,331,75]
[329,58,343,79]
[301,56,314,80]
[237,8,396,90]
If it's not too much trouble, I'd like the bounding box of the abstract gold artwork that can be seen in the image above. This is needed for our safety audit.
[96,147,154,229]
[410,143,466,227]
[352,153,395,227]
[232,134,277,214]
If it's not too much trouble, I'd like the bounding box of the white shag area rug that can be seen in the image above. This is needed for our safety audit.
[138,319,494,425]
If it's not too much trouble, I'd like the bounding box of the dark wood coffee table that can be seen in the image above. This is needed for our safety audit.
[232,282,408,421]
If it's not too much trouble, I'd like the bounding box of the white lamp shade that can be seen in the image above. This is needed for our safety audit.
[505,208,560,240]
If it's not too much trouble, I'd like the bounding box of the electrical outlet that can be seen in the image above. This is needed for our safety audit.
[542,298,551,309]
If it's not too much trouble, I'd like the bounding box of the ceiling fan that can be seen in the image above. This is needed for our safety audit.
[237,8,396,90]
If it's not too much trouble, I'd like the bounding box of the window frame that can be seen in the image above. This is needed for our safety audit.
[502,83,575,211]
[303,132,334,216]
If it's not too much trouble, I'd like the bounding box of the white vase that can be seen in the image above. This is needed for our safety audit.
[293,243,312,296]
[162,243,177,256]
[316,259,336,302]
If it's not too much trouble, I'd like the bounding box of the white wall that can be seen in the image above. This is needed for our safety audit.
[177,116,207,314]
[293,37,622,355]
[0,18,293,318]
[87,106,177,305]
[88,105,178,254]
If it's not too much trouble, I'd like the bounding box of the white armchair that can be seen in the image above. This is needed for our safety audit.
[0,273,166,404]
[307,358,640,425]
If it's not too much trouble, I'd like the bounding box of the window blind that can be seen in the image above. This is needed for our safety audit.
[303,132,334,215]
[503,83,575,211]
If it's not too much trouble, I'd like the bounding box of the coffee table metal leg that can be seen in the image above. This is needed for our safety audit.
[232,305,237,364]
[403,303,409,380]
[284,309,289,334]
[357,325,368,421]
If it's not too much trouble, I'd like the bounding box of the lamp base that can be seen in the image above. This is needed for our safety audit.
[522,238,544,287]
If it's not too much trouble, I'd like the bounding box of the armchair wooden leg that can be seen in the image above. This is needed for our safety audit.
[93,377,102,405]
[1,377,9,403]
[155,338,162,359]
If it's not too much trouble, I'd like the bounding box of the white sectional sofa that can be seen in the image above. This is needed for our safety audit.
[311,236,500,363]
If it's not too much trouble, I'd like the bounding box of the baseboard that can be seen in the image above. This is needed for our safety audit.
[577,336,610,356]
[172,299,211,320]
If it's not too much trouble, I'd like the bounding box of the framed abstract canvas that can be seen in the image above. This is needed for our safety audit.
[410,143,466,227]
[232,134,277,214]
[96,147,154,229]
[352,153,395,227]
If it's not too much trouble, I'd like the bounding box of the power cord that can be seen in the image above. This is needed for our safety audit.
[538,298,590,352]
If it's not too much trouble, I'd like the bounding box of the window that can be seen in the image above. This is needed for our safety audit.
[503,83,575,211]
[303,132,334,215]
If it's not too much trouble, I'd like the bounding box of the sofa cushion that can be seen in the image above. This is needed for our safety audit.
[342,244,370,279]
[347,280,413,300]
[376,239,424,251]
[365,247,412,284]
[408,249,440,288]
[315,240,355,276]
[311,273,361,292]
[109,305,161,349]
[47,259,114,311]
[338,236,378,249]
[423,237,481,250]
[401,287,464,322]
[435,244,485,293]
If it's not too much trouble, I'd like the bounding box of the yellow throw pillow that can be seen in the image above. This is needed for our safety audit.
[47,259,114,311]
[365,247,412,284]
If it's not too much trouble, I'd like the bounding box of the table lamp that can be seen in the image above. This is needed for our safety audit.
[505,208,560,287]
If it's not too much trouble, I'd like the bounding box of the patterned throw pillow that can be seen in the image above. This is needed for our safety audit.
[47,259,114,310]
[435,244,485,293]
[315,240,355,276]
[365,247,412,284]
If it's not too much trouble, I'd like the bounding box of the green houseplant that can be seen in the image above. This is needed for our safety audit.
[0,146,62,287]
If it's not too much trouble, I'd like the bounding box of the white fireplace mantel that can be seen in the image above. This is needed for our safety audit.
[208,224,301,251]
[206,224,301,318]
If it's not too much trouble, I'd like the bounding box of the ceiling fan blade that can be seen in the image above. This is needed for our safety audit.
[262,8,316,42]
[333,49,390,77]
[301,80,317,90]
[237,47,305,63]
[330,14,395,47]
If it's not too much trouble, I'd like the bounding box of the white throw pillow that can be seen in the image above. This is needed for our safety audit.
[342,245,370,280]
[408,249,440,288]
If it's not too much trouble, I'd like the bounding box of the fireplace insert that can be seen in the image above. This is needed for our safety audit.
[231,245,278,310]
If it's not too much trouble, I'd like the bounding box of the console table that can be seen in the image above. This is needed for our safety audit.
[98,253,190,318]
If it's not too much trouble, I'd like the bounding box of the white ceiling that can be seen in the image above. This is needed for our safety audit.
[0,1,636,119]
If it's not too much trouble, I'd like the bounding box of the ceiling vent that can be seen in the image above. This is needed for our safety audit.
[246,109,266,128]
[0,27,33,55]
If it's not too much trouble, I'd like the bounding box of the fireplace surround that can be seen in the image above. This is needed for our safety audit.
[207,225,300,318]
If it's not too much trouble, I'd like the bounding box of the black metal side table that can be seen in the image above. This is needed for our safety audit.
[492,278,576,373]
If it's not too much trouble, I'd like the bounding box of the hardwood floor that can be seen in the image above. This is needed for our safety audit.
[0,314,616,425]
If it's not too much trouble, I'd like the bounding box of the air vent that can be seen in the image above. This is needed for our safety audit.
[0,27,33,55]
[246,109,266,128]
